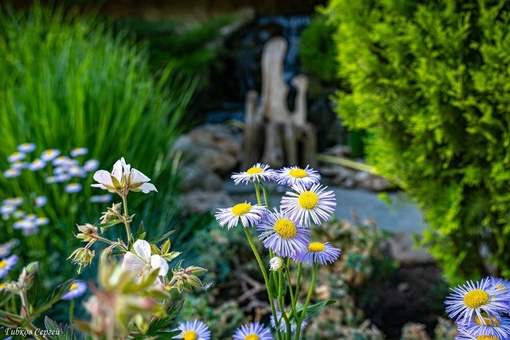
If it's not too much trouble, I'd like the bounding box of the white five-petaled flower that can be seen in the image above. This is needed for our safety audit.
[91,157,157,196]
[122,239,168,284]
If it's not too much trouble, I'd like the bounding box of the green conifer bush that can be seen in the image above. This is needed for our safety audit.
[323,0,510,283]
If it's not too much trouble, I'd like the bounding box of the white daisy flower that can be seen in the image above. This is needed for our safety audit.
[233,322,273,340]
[34,196,47,208]
[231,163,276,185]
[276,165,321,187]
[3,168,20,178]
[121,239,168,284]
[65,183,83,193]
[83,159,100,172]
[445,277,510,326]
[17,143,36,153]
[11,161,26,170]
[41,149,61,162]
[70,147,88,157]
[173,320,211,340]
[215,202,266,229]
[280,183,336,227]
[28,159,46,171]
[7,152,25,163]
[89,194,113,204]
[92,157,157,195]
[52,156,70,166]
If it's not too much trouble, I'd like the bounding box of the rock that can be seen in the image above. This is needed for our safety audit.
[180,190,234,215]
[174,124,243,191]
[388,232,435,266]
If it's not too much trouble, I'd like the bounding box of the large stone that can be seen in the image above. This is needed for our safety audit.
[388,232,435,266]
[174,124,243,189]
[180,190,234,215]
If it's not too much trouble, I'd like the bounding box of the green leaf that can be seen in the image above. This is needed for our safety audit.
[150,230,176,245]
[297,299,336,319]
[32,280,75,317]
[43,316,77,340]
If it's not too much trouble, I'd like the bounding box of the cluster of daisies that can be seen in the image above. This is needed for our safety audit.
[445,276,510,339]
[3,143,111,203]
[174,320,273,340]
[215,163,341,265]
[1,196,49,236]
[214,163,341,337]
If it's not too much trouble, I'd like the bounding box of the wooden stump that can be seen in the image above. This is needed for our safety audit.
[242,36,317,169]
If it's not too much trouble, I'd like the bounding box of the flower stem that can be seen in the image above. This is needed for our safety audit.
[69,298,75,324]
[295,263,318,340]
[242,227,280,337]
[254,182,263,206]
[121,195,131,245]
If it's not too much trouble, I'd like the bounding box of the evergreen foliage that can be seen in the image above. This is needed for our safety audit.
[323,0,510,283]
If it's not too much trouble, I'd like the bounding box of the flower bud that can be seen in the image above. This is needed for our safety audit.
[270,257,283,271]
[76,223,99,242]
[185,266,208,276]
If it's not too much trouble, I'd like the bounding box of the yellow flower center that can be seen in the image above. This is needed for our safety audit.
[69,283,78,291]
[289,169,307,178]
[308,242,325,252]
[274,218,297,238]
[464,289,490,309]
[232,203,252,216]
[0,283,6,290]
[0,248,7,256]
[245,334,260,340]
[247,167,263,175]
[474,312,500,326]
[182,330,198,340]
[0,260,6,269]
[476,336,499,340]
[298,191,319,209]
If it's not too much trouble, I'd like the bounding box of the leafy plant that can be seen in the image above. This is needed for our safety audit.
[323,0,510,283]
[0,4,194,292]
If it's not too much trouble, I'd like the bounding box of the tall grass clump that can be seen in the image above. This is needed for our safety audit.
[0,4,195,289]
[323,0,510,283]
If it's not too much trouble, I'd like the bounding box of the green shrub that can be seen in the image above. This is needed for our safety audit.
[0,5,194,288]
[299,14,338,84]
[323,0,510,283]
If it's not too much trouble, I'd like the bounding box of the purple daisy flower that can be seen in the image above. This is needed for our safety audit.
[231,163,277,185]
[61,281,87,300]
[215,202,266,229]
[276,165,321,188]
[445,277,510,326]
[233,322,273,340]
[293,241,341,265]
[280,183,336,227]
[257,209,310,258]
[0,255,18,278]
[173,320,211,340]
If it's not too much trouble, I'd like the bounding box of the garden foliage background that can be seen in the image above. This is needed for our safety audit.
[3,0,510,337]
[0,3,195,311]
[324,0,510,284]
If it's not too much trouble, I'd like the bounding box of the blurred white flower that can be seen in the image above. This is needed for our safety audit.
[122,239,168,283]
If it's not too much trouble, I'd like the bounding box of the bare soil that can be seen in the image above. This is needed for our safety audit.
[358,264,448,339]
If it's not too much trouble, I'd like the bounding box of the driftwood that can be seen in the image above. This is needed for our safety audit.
[242,36,317,169]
